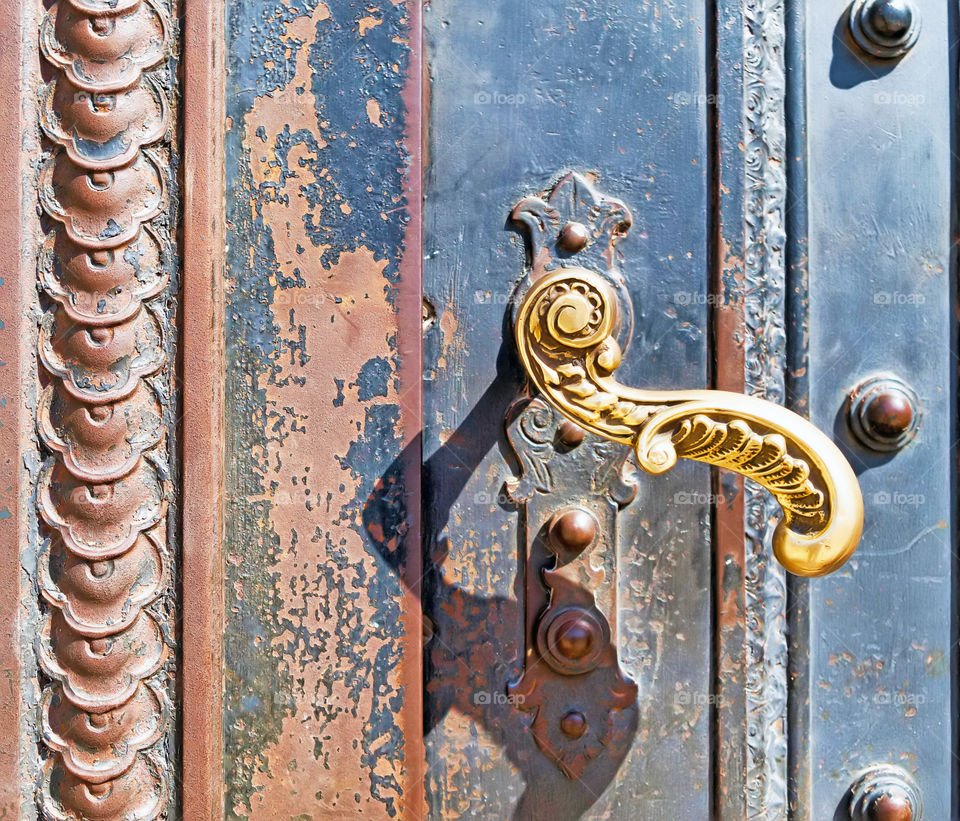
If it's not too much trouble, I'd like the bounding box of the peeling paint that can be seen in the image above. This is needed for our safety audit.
[223,1,417,817]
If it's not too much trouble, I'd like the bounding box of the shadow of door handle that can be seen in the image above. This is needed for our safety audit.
[512,173,863,577]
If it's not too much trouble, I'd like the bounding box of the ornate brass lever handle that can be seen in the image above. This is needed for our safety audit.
[512,173,863,577]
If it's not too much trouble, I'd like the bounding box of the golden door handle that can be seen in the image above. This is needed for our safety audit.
[512,174,863,577]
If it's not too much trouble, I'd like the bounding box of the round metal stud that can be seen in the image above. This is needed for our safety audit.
[867,794,913,821]
[848,375,920,452]
[848,765,922,821]
[539,607,608,675]
[554,617,595,661]
[548,508,598,554]
[850,0,921,59]
[559,710,588,739]
[557,221,590,253]
[556,419,587,448]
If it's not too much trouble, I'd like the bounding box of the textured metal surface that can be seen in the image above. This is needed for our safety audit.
[221,1,423,817]
[421,2,713,817]
[740,1,791,818]
[33,0,180,818]
[1,2,39,817]
[0,0,952,815]
[802,0,955,816]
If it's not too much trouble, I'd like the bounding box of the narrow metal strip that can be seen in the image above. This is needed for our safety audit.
[742,0,790,818]
[180,0,226,816]
[1,1,38,815]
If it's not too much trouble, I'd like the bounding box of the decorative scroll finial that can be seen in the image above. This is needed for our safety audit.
[512,172,863,577]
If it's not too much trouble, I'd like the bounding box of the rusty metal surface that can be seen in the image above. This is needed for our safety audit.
[801,1,955,817]
[221,1,423,817]
[180,0,227,816]
[31,0,181,818]
[0,0,952,816]
[0,1,38,817]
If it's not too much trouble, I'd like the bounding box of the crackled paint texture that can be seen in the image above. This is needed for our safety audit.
[223,1,417,817]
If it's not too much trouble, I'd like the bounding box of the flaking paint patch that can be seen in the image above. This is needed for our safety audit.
[224,0,415,817]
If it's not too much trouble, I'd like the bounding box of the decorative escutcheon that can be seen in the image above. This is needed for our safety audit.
[503,171,864,780]
[511,171,864,578]
[849,0,921,59]
[848,765,922,821]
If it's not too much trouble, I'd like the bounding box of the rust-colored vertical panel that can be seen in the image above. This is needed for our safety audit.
[221,1,423,817]
[0,1,31,815]
[181,0,227,817]
[395,0,425,813]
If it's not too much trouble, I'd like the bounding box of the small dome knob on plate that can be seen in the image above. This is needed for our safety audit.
[866,792,913,821]
[557,222,590,253]
[865,0,913,40]
[848,765,922,821]
[559,710,588,739]
[548,508,598,554]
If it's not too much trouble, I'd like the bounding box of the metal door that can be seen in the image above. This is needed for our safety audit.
[0,0,953,819]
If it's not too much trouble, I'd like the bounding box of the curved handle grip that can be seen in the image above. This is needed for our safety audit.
[514,259,863,577]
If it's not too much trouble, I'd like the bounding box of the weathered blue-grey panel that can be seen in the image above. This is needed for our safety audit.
[803,1,955,816]
[421,2,713,817]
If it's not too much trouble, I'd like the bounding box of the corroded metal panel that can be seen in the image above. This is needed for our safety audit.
[30,0,181,818]
[221,1,423,818]
[2,1,39,817]
[421,2,713,817]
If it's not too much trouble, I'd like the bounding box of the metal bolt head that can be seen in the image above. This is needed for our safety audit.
[866,793,913,821]
[850,0,920,58]
[557,222,590,253]
[849,765,922,821]
[554,617,595,660]
[864,0,913,41]
[848,376,920,452]
[863,390,914,439]
[556,419,587,447]
[539,607,608,675]
[549,508,598,553]
[559,710,588,739]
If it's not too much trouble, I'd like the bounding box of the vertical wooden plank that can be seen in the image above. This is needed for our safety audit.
[221,1,423,816]
[181,0,227,817]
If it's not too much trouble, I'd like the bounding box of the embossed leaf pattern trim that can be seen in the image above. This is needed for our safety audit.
[36,0,173,818]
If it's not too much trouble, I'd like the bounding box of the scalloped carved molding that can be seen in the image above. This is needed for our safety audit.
[36,1,176,817]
